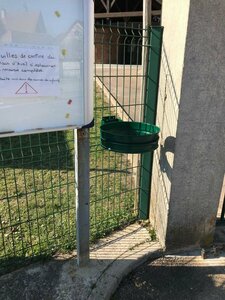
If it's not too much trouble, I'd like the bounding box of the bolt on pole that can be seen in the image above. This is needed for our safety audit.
[75,128,90,267]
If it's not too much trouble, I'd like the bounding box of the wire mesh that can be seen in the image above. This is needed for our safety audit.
[91,22,150,238]
[0,131,76,274]
[0,22,150,274]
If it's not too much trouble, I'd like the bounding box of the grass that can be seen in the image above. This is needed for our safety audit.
[0,87,138,274]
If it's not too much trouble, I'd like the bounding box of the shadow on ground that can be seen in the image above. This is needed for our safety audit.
[112,256,225,300]
[0,224,161,300]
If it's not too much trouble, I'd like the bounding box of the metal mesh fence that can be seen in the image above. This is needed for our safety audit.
[0,23,150,274]
[0,131,76,274]
[91,22,149,238]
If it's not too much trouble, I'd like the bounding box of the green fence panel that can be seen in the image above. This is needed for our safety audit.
[0,23,162,274]
[139,26,163,219]
[0,22,147,275]
[91,22,146,239]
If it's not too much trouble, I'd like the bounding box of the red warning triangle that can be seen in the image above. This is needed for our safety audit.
[15,82,38,95]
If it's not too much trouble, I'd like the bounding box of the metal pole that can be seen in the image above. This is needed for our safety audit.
[75,128,90,267]
[139,27,163,219]
[143,0,152,30]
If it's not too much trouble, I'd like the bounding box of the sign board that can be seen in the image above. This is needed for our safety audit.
[0,0,94,136]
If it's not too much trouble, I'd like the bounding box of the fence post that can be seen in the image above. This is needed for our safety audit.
[139,26,163,219]
[75,128,90,266]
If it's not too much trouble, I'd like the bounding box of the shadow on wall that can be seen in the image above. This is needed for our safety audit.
[155,45,179,184]
[159,136,176,183]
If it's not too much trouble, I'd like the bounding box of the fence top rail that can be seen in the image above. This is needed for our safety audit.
[95,22,161,32]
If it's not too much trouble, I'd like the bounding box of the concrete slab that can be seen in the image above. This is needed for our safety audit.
[0,223,162,300]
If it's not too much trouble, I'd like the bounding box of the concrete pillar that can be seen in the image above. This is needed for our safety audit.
[150,0,225,249]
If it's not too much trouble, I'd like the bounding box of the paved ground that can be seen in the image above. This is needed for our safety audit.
[0,223,162,300]
[112,253,225,300]
[112,226,225,300]
[1,224,225,299]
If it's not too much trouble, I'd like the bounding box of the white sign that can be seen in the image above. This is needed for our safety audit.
[0,0,94,136]
[0,46,60,97]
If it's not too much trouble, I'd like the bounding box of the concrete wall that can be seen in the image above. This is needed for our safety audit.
[150,0,225,249]
[150,0,191,247]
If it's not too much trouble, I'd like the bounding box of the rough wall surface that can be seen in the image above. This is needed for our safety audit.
[166,0,225,248]
[151,0,225,249]
[150,0,191,247]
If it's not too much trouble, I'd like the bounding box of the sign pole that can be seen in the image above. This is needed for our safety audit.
[75,128,90,266]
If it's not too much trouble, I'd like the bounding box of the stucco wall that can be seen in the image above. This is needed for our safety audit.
[150,0,191,247]
[150,0,225,249]
[166,0,225,248]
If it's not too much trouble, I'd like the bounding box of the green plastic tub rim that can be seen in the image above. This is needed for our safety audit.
[100,116,160,153]
[100,120,160,144]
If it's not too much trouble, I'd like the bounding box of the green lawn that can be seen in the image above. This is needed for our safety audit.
[0,88,138,274]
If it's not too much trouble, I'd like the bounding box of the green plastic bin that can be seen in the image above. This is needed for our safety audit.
[100,116,160,154]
